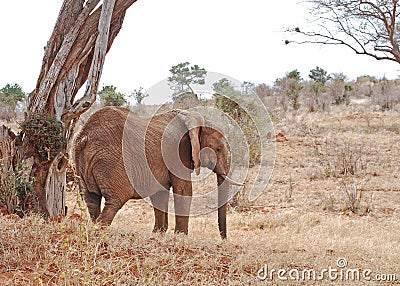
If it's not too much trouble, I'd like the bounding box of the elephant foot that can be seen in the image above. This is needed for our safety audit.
[151,222,168,238]
[96,218,112,227]
[153,224,168,233]
[96,205,119,226]
[174,215,189,235]
[174,229,188,235]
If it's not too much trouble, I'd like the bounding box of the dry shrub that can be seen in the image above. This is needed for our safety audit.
[354,76,376,97]
[0,127,35,216]
[313,137,372,214]
[275,77,303,111]
[0,104,16,122]
[327,76,352,105]
[340,178,373,214]
[255,83,273,100]
[371,78,400,110]
[313,137,366,179]
[172,92,200,110]
[304,92,332,112]
[0,160,34,216]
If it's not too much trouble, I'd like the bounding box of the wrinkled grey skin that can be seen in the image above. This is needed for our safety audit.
[74,106,238,238]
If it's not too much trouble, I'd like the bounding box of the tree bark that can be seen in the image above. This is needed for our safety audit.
[0,126,19,214]
[0,0,137,217]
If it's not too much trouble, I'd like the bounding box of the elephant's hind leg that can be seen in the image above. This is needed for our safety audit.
[96,193,127,226]
[84,192,101,222]
[150,190,169,233]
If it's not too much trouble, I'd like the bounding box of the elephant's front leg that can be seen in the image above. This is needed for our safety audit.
[171,175,192,234]
[150,190,169,233]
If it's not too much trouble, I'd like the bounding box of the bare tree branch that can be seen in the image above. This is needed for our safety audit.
[287,0,400,64]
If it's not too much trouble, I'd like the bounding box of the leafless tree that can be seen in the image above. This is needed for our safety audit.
[0,0,137,217]
[287,0,400,63]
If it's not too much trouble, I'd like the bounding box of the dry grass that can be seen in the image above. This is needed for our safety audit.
[1,101,400,285]
[1,208,399,285]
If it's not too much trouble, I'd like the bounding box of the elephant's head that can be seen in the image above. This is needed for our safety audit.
[180,110,244,239]
[199,126,230,177]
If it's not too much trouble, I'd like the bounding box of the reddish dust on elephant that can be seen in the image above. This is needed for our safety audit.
[74,107,243,239]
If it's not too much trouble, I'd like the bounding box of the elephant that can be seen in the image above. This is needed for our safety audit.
[74,106,243,239]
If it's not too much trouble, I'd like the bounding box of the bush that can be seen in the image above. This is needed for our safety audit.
[314,137,366,179]
[0,83,26,122]
[304,82,331,112]
[130,87,149,105]
[274,70,303,111]
[0,160,34,216]
[313,137,370,215]
[255,83,273,100]
[20,113,65,161]
[172,92,200,109]
[372,77,400,110]
[98,85,127,107]
[327,73,351,105]
[214,93,261,166]
[0,83,26,110]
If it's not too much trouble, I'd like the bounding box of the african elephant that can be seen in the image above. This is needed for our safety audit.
[74,106,242,239]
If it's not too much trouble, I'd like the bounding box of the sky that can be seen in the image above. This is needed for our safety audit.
[0,0,399,104]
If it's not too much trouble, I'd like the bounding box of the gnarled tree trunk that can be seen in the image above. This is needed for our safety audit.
[0,0,137,217]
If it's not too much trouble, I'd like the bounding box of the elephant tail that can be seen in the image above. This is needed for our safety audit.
[73,135,88,180]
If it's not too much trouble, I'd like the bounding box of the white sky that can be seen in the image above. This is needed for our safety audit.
[1,0,399,102]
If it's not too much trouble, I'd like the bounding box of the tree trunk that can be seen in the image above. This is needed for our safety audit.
[44,155,68,217]
[0,0,137,217]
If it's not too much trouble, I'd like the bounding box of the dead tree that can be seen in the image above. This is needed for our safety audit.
[0,0,137,217]
[287,0,400,64]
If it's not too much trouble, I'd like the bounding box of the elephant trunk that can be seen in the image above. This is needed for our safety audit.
[217,174,229,239]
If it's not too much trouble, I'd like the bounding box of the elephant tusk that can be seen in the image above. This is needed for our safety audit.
[221,174,245,186]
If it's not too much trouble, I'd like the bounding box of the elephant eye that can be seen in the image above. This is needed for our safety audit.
[216,147,221,152]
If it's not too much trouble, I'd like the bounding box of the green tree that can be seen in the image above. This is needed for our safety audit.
[275,70,303,110]
[130,87,148,105]
[308,67,331,111]
[309,66,330,97]
[98,85,126,107]
[213,78,242,120]
[0,83,26,110]
[168,62,207,100]
[287,69,302,81]
[309,66,330,85]
[212,78,241,98]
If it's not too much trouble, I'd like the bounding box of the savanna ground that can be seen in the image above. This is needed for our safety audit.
[1,97,400,285]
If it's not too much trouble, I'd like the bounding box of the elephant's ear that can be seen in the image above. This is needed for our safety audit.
[178,110,205,175]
